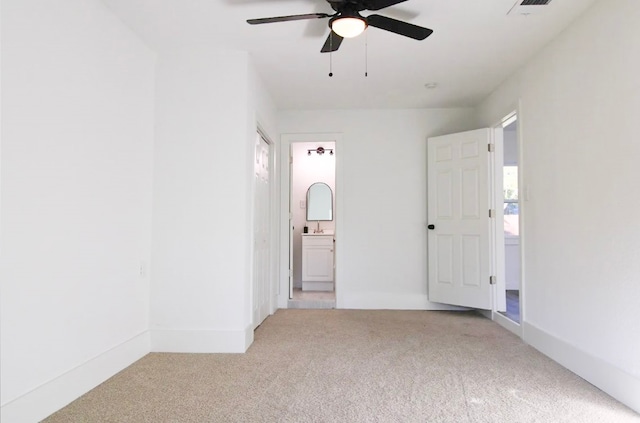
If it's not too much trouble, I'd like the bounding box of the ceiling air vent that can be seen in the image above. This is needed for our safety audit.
[508,0,553,16]
[520,0,552,5]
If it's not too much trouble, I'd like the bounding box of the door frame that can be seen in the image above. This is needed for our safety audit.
[278,133,343,308]
[490,106,526,337]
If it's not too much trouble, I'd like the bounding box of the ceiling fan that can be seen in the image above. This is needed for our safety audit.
[247,0,433,53]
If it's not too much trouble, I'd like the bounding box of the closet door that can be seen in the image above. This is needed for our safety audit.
[253,133,271,328]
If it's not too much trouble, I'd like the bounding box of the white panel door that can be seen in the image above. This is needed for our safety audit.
[253,134,271,328]
[428,129,492,309]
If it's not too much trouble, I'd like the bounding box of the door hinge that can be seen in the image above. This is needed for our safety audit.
[489,209,495,218]
[490,276,497,285]
[289,156,293,164]
[488,143,494,153]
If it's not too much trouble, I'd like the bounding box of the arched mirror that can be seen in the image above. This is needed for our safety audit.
[306,182,333,221]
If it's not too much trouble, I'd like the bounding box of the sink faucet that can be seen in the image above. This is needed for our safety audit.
[314,221,323,233]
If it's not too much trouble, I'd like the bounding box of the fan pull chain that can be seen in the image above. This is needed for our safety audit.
[365,31,368,77]
[329,33,334,77]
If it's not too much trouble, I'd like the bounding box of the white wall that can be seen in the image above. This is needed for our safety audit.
[0,0,155,420]
[279,109,477,309]
[291,142,336,288]
[476,0,640,411]
[150,46,277,352]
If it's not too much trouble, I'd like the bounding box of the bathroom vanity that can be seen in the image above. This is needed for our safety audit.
[301,181,335,291]
[301,232,334,291]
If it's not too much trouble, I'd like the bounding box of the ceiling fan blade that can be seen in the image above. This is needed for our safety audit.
[366,14,433,40]
[364,0,408,11]
[321,31,344,53]
[247,13,330,25]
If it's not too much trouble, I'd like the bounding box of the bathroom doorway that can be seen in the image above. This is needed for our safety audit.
[278,133,341,310]
[288,141,336,309]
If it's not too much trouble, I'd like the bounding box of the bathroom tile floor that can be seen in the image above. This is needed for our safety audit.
[288,288,336,309]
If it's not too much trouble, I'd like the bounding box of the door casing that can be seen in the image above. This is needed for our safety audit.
[491,107,526,337]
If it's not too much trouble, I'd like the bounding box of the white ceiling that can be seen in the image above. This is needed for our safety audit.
[101,0,598,110]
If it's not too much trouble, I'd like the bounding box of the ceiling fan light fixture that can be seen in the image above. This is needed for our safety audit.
[330,16,367,38]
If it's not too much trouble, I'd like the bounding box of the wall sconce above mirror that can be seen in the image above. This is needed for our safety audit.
[308,146,334,156]
[306,182,333,222]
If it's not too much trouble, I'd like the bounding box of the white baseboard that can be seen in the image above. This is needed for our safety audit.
[1,331,150,423]
[492,311,523,337]
[151,326,253,353]
[523,322,640,414]
[338,292,468,311]
[277,292,289,309]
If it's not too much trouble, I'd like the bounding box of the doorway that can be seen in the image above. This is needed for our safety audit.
[498,114,521,323]
[288,142,336,309]
[489,110,524,334]
[426,120,524,334]
[278,133,342,310]
[501,114,521,323]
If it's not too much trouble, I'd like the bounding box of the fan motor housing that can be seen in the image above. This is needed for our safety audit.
[329,0,368,13]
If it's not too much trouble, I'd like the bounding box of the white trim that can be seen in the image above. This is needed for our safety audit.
[1,332,150,423]
[493,310,522,337]
[524,322,640,414]
[491,124,507,312]
[501,112,517,128]
[338,293,469,311]
[515,101,526,325]
[151,326,253,353]
[490,103,525,325]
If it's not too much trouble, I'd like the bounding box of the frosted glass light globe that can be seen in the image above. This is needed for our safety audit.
[331,17,367,38]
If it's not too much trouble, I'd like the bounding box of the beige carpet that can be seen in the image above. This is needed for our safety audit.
[44,310,639,422]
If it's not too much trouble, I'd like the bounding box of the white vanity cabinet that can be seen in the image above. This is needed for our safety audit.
[301,234,334,291]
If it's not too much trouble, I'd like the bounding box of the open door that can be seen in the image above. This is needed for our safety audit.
[427,129,493,309]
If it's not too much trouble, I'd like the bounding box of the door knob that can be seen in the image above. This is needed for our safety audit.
[428,224,435,230]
